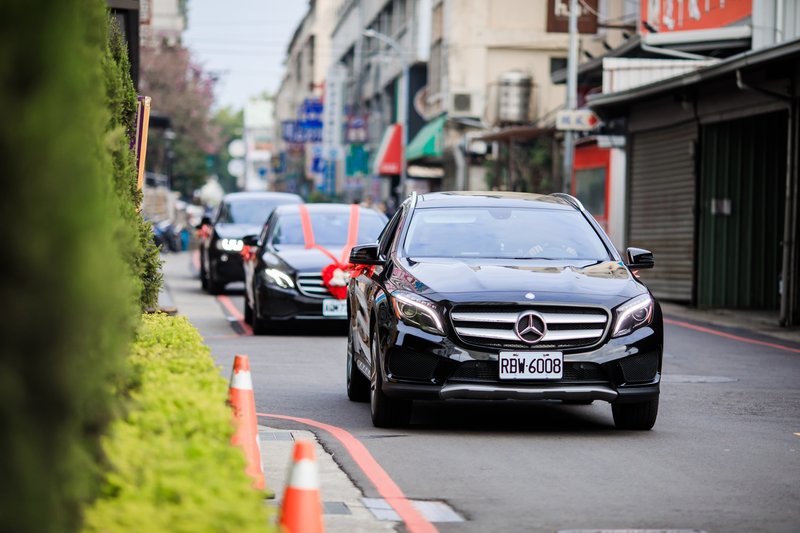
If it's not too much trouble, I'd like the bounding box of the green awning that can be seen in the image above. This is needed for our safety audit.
[406,114,445,162]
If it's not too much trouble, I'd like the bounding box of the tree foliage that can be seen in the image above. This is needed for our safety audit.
[210,106,244,192]
[0,1,138,531]
[140,42,221,196]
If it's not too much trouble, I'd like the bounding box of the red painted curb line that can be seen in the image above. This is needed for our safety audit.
[664,317,800,354]
[258,413,438,533]
[217,295,253,336]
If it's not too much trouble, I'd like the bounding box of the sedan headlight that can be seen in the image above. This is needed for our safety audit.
[216,238,244,252]
[612,294,654,337]
[390,291,445,335]
[262,268,295,289]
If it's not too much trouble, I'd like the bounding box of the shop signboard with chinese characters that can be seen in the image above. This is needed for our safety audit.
[641,0,751,34]
[547,0,598,34]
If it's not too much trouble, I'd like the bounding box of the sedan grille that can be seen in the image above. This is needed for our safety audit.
[296,272,332,299]
[450,304,610,351]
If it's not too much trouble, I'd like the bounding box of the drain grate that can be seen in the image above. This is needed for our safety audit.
[361,498,464,522]
[323,501,351,515]
[258,430,295,441]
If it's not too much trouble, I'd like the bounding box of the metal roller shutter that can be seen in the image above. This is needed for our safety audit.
[628,121,697,302]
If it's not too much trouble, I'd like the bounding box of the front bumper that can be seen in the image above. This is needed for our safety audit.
[379,322,662,404]
[256,284,346,321]
[209,250,244,283]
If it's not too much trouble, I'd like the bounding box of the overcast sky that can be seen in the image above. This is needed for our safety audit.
[182,0,309,110]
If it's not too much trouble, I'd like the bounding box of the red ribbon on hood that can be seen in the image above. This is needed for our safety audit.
[298,204,360,300]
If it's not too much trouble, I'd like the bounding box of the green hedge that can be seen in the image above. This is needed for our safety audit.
[0,1,138,531]
[83,314,275,532]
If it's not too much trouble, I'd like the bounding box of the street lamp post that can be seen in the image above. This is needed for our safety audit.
[363,29,409,202]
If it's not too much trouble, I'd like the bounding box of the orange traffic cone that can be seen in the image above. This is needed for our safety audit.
[228,354,266,491]
[280,440,324,533]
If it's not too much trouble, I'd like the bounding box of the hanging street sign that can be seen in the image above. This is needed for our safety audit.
[556,109,600,131]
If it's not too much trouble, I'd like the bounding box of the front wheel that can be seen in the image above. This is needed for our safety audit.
[346,328,370,402]
[612,398,659,430]
[370,331,411,428]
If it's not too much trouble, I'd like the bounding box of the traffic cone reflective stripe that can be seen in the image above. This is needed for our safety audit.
[228,354,266,491]
[280,440,324,533]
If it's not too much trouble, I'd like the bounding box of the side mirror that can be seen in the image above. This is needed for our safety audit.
[625,247,655,269]
[242,235,259,247]
[349,243,383,265]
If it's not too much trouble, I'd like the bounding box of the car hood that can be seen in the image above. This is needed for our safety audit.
[215,223,263,239]
[266,245,347,272]
[392,258,646,306]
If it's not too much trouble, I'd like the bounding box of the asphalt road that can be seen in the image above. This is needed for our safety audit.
[164,252,800,533]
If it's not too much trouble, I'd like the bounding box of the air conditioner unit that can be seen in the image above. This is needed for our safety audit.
[448,91,482,118]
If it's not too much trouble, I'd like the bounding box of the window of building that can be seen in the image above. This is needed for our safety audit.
[574,167,606,217]
[550,57,567,75]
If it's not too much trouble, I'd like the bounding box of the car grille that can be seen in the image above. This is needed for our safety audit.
[450,304,610,351]
[296,272,332,299]
[449,360,608,383]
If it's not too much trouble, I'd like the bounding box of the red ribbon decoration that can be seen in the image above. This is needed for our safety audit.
[298,204,361,300]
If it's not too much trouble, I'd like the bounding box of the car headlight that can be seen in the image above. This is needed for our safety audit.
[216,238,244,252]
[262,268,294,289]
[390,291,445,335]
[612,294,654,337]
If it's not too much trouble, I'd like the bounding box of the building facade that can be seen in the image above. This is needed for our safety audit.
[585,0,800,324]
[273,0,339,197]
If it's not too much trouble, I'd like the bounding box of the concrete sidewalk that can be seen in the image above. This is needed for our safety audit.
[258,426,397,532]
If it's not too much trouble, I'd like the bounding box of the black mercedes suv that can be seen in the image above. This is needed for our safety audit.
[346,191,662,430]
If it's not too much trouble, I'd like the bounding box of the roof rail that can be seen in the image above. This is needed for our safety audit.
[551,192,585,212]
[410,190,418,210]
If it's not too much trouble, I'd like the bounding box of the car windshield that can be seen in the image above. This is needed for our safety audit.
[403,207,610,261]
[221,199,298,225]
[272,211,386,247]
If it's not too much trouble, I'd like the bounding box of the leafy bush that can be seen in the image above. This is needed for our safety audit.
[83,314,275,532]
[104,17,163,310]
[0,1,137,531]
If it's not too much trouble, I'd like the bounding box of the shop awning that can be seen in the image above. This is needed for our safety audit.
[406,114,446,162]
[372,123,403,175]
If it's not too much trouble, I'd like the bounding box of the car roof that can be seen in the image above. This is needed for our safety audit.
[272,203,385,216]
[415,191,576,210]
[223,191,303,203]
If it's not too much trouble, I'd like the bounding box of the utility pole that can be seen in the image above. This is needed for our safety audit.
[563,0,579,193]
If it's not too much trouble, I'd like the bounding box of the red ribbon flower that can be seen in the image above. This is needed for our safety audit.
[321,263,350,300]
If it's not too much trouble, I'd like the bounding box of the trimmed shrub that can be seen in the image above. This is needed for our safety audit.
[0,1,137,531]
[104,17,163,310]
[83,314,275,532]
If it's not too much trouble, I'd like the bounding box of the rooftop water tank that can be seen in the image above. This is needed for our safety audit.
[498,71,533,124]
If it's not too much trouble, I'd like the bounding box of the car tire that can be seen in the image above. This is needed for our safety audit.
[207,271,225,295]
[369,329,411,428]
[251,294,274,335]
[200,262,208,290]
[346,328,369,402]
[612,398,659,430]
[244,295,253,325]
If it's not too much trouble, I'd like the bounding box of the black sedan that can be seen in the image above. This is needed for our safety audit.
[242,203,387,334]
[198,191,302,294]
[346,191,663,430]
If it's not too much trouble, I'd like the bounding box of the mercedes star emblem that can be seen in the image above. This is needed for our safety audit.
[514,311,547,344]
